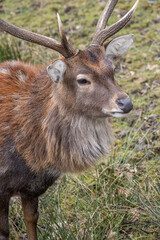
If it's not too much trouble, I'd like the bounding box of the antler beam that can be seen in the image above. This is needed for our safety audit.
[0,16,77,58]
[92,0,139,45]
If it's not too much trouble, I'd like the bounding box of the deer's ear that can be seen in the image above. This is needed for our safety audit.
[47,60,67,83]
[105,34,134,62]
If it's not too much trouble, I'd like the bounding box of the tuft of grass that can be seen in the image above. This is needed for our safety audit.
[0,35,22,61]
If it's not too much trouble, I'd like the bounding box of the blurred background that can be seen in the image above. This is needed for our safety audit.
[0,0,159,239]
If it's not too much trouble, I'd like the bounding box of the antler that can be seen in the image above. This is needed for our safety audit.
[92,0,139,45]
[0,15,77,58]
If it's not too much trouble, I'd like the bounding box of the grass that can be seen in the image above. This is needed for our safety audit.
[0,0,160,239]
[0,35,22,62]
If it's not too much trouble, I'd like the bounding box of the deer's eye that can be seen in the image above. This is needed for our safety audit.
[77,79,91,85]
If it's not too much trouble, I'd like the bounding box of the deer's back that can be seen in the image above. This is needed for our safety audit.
[0,61,60,197]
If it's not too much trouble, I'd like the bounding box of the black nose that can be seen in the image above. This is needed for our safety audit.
[116,97,133,113]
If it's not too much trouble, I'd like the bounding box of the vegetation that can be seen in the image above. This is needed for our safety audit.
[0,0,159,239]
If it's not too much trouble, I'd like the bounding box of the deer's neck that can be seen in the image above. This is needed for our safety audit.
[41,100,113,173]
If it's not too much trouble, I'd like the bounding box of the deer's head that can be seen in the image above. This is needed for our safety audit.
[0,0,139,118]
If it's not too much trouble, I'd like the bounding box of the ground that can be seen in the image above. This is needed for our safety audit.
[0,0,160,239]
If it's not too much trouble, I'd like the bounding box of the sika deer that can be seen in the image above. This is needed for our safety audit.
[0,0,138,239]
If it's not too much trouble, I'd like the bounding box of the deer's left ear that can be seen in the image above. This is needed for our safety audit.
[105,34,134,62]
[47,60,67,83]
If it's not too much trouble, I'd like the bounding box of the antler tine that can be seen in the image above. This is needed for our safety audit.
[92,0,139,45]
[0,17,76,58]
[93,0,118,40]
[57,13,77,58]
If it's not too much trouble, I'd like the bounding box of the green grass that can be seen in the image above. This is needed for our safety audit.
[0,0,160,239]
[0,35,22,61]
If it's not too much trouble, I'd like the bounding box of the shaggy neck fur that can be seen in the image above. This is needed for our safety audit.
[42,103,113,173]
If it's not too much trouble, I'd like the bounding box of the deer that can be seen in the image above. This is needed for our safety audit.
[0,0,139,239]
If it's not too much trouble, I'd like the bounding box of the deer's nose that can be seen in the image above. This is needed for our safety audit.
[116,97,133,113]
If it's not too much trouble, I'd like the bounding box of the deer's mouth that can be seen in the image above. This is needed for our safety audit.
[109,112,129,118]
[102,109,129,118]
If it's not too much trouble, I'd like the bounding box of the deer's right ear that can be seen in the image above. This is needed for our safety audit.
[47,60,67,83]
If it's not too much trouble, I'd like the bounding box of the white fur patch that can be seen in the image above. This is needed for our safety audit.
[12,94,19,99]
[0,166,8,175]
[110,112,129,118]
[0,68,9,74]
[4,126,10,130]
[17,70,26,82]
[10,60,17,66]
[13,105,20,111]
